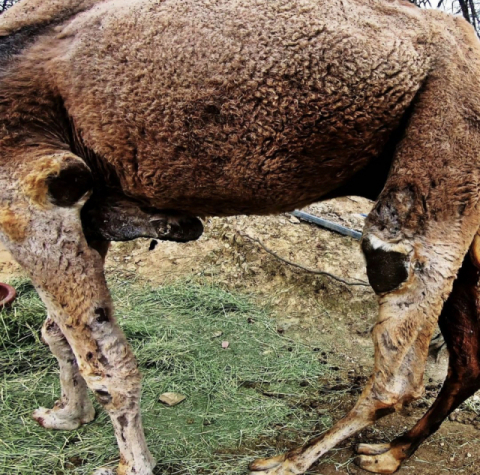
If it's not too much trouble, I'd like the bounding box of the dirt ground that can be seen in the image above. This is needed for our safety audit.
[1,197,480,475]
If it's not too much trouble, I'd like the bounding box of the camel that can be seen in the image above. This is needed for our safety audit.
[2,0,480,474]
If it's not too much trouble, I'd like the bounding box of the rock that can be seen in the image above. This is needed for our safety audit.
[159,392,186,406]
[222,341,230,349]
[212,330,223,338]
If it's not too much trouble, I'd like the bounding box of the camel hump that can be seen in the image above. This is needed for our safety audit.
[0,0,100,37]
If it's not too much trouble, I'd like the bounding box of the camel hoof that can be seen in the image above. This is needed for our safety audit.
[355,442,391,456]
[249,454,286,471]
[249,454,301,474]
[92,463,154,475]
[115,455,156,475]
[354,449,403,474]
[32,404,95,430]
[92,469,116,475]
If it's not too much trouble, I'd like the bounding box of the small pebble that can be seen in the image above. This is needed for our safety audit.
[222,341,229,349]
[159,392,186,407]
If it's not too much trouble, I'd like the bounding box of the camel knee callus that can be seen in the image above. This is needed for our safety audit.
[362,238,410,294]
[46,159,93,207]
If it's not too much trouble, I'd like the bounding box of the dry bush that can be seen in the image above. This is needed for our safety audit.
[0,0,17,15]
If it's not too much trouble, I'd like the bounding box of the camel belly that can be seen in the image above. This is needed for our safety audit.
[114,134,391,216]
[49,0,433,215]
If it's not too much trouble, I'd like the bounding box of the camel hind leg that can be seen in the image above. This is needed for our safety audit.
[355,249,480,473]
[249,219,470,475]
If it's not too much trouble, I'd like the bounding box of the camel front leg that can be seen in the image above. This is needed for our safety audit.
[0,151,155,475]
[250,42,480,473]
[250,209,480,475]
[355,250,480,473]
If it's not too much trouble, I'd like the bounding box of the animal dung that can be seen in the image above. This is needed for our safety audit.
[159,392,186,407]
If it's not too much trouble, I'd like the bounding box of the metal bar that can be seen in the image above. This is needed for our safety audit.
[291,210,363,240]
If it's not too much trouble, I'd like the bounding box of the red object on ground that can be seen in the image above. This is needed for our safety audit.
[0,283,16,308]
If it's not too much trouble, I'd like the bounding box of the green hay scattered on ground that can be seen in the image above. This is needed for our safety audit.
[0,277,331,474]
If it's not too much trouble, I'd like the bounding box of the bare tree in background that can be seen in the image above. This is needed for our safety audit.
[1,0,17,15]
[410,0,480,32]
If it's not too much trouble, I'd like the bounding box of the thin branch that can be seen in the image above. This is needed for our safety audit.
[0,0,16,14]
[468,0,477,31]
[240,233,370,287]
[458,0,472,23]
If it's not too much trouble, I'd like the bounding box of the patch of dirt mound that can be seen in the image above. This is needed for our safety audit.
[107,198,376,365]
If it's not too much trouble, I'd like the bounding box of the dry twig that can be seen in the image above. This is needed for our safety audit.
[240,233,370,287]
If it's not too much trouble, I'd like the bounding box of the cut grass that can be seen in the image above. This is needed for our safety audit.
[0,276,331,475]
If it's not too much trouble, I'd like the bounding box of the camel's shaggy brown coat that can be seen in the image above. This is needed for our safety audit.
[2,1,480,474]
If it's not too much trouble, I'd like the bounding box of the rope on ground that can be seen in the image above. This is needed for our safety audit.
[240,233,370,287]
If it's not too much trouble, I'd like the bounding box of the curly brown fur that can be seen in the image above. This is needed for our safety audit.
[0,0,99,37]
[0,207,28,242]
[2,1,480,475]
[2,0,438,215]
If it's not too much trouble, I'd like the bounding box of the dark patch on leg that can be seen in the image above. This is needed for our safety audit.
[117,414,129,428]
[380,331,398,351]
[117,415,129,442]
[35,417,46,427]
[46,160,93,207]
[362,239,409,294]
[94,307,110,323]
[98,353,110,367]
[95,389,112,405]
[374,407,396,420]
[54,400,66,410]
